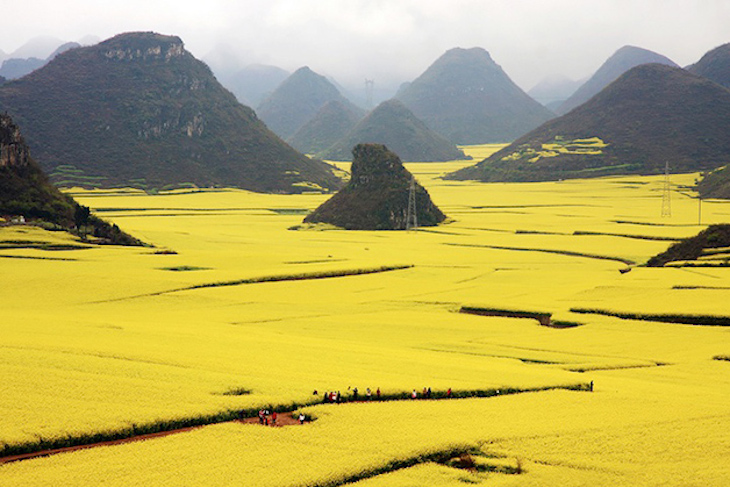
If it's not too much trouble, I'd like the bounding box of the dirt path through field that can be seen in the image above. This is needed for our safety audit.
[0,415,304,465]
[0,384,590,465]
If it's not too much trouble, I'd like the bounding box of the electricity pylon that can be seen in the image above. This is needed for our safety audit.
[406,175,418,230]
[364,79,375,110]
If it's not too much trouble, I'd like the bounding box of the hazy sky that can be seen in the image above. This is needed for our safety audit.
[1,0,729,91]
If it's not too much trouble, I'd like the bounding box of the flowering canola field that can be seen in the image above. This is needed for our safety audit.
[2,146,730,485]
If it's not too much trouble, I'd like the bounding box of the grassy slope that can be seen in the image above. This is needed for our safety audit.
[449,64,730,182]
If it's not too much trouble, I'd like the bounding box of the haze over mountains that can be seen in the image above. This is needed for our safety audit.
[256,66,353,140]
[0,32,342,193]
[396,47,554,144]
[287,99,365,155]
[218,64,290,107]
[556,45,678,115]
[320,99,466,162]
[687,43,730,89]
[448,64,730,183]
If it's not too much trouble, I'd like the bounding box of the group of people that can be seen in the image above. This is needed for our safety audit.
[319,387,380,404]
[257,409,277,426]
[256,409,308,426]
[411,387,451,399]
[318,386,455,403]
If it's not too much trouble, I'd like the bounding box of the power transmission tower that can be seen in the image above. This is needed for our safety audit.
[661,161,672,218]
[406,175,418,230]
[364,79,375,110]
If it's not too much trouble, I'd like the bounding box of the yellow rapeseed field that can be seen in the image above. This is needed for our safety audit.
[2,146,730,485]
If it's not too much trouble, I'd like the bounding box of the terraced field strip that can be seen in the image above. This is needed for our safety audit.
[92,264,415,303]
[571,308,730,326]
[0,384,591,464]
[445,243,636,265]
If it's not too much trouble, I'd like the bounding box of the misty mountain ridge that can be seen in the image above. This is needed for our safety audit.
[256,66,353,140]
[0,39,83,80]
[0,31,342,193]
[320,99,466,162]
[218,63,290,107]
[447,63,730,183]
[528,74,584,109]
[396,47,554,144]
[287,99,365,155]
[556,45,678,115]
[687,43,730,89]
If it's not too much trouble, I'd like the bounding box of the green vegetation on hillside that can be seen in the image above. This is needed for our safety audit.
[304,143,446,229]
[0,32,342,193]
[396,47,553,144]
[448,64,730,183]
[320,100,466,162]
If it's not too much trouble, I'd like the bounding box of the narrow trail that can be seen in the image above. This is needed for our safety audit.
[0,416,302,465]
[0,384,590,466]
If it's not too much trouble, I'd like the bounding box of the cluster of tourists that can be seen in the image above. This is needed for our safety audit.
[318,386,454,403]
[257,409,277,426]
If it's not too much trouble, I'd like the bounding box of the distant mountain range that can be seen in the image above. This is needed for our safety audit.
[447,64,730,183]
[0,32,342,193]
[256,66,352,140]
[287,99,365,155]
[0,41,82,80]
[396,47,554,144]
[556,45,678,115]
[687,43,730,89]
[218,63,290,107]
[320,99,466,162]
[528,74,584,111]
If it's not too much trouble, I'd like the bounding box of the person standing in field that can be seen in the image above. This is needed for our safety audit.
[299,412,306,424]
[366,388,372,400]
[353,387,358,401]
[427,387,432,399]
[376,387,381,399]
[447,387,452,398]
[412,389,417,399]
[271,411,277,426]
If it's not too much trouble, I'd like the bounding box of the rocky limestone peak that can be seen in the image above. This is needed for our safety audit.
[350,142,408,186]
[0,113,30,167]
[303,143,446,230]
[100,32,185,63]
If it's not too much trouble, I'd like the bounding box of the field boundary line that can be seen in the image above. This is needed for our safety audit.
[0,383,590,464]
[88,264,414,303]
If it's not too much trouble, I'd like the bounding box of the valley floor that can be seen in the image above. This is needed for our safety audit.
[1,147,729,485]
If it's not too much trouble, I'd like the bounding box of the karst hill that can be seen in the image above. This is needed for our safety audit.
[0,32,342,193]
[287,99,365,155]
[447,64,730,183]
[319,99,466,162]
[688,43,730,89]
[303,143,446,230]
[395,47,553,144]
[556,45,678,115]
[0,114,141,245]
[256,66,353,140]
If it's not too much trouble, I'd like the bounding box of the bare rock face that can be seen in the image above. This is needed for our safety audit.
[303,143,446,230]
[0,114,30,167]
